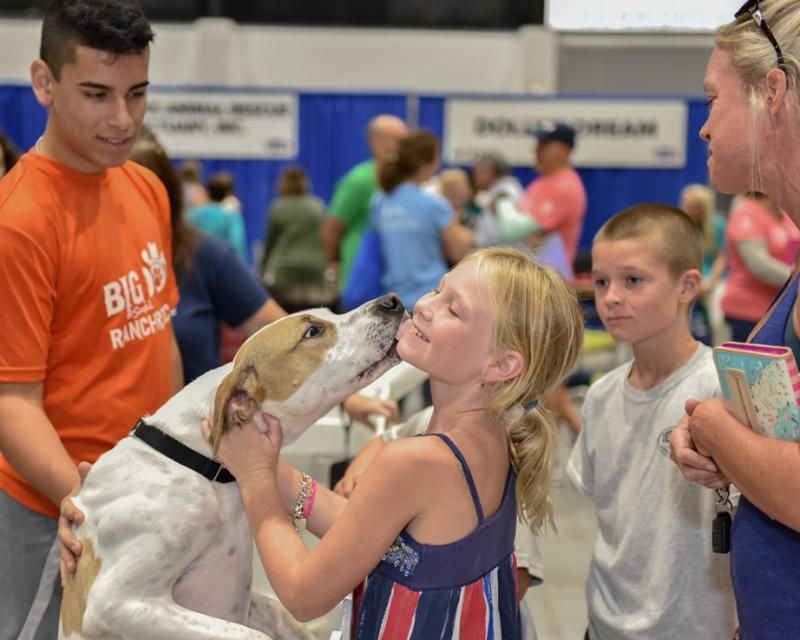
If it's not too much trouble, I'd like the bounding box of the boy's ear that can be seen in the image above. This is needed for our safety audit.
[30,60,55,108]
[482,349,525,385]
[679,268,702,303]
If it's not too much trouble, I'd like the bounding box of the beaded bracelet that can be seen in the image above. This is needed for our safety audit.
[303,478,318,520]
[291,473,313,535]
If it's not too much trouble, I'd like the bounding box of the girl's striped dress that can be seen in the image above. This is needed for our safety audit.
[352,432,520,639]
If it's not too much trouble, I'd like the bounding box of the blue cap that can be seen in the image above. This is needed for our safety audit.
[534,122,576,148]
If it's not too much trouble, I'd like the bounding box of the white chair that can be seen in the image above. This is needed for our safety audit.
[328,593,353,640]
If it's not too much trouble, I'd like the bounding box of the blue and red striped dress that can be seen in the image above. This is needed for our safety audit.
[352,433,520,639]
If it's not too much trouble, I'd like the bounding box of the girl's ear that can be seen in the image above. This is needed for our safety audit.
[483,349,525,385]
[30,60,55,108]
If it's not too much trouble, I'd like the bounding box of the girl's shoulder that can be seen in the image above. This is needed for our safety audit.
[375,434,456,479]
[380,433,451,463]
[355,436,454,507]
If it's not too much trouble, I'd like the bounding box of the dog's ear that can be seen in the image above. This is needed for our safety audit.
[209,365,267,455]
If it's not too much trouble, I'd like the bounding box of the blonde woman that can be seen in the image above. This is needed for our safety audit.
[679,184,728,343]
[680,184,727,296]
[439,167,477,229]
[670,1,800,635]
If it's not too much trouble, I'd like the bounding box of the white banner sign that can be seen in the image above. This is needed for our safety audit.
[144,91,297,159]
[444,99,687,168]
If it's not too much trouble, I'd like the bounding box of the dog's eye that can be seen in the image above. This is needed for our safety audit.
[303,323,324,340]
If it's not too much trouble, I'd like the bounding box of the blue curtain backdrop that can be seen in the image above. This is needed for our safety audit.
[0,84,708,262]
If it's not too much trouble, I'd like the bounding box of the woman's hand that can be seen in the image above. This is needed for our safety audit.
[59,461,92,585]
[203,412,283,488]
[686,396,741,458]
[669,401,729,489]
[342,393,400,430]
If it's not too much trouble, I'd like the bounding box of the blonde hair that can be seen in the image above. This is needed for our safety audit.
[463,247,584,532]
[440,168,470,189]
[680,184,717,255]
[594,203,703,278]
[715,0,800,188]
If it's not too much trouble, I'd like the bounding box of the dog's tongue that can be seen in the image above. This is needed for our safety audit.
[395,319,411,341]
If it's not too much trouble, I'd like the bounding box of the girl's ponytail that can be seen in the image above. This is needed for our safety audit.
[465,247,584,532]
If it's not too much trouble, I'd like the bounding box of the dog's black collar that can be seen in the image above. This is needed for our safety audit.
[132,419,236,484]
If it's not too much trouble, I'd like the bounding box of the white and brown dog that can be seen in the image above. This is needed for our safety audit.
[59,295,405,640]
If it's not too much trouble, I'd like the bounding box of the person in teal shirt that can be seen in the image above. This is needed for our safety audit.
[322,114,407,291]
[188,172,249,262]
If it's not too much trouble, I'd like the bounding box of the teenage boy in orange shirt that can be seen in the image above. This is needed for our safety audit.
[0,2,182,637]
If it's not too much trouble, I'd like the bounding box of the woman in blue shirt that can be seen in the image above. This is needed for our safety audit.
[373,130,472,310]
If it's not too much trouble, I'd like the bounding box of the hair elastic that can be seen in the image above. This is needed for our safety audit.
[524,399,539,411]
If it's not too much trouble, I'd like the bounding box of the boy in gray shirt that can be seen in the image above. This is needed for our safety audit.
[568,204,736,639]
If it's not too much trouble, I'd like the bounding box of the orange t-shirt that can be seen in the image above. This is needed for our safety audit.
[0,152,179,517]
[518,167,587,265]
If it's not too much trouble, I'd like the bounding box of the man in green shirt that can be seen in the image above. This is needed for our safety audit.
[322,114,407,291]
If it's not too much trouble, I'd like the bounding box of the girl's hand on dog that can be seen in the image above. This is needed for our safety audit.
[203,412,282,488]
[59,461,92,586]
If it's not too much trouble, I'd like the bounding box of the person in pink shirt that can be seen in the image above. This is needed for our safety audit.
[520,122,588,266]
[494,123,588,267]
[722,192,800,341]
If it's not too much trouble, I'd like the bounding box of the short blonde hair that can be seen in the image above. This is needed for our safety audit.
[440,168,470,188]
[594,203,703,278]
[463,247,584,531]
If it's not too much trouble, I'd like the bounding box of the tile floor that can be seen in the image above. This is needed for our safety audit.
[527,427,598,640]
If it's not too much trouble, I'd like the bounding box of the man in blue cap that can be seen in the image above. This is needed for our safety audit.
[523,122,586,265]
[495,122,587,263]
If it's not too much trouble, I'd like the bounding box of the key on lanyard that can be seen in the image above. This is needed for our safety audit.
[712,487,732,554]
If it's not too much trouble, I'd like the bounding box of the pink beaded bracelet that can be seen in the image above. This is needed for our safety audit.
[303,478,318,520]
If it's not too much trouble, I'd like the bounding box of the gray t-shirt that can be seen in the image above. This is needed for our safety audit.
[567,344,736,640]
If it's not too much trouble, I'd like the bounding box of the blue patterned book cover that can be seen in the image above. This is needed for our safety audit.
[713,342,800,441]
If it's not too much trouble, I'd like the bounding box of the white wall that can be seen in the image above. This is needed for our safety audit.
[0,19,39,84]
[0,18,712,96]
[0,18,558,93]
[558,33,713,96]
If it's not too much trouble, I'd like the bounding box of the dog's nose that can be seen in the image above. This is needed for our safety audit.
[375,294,404,316]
